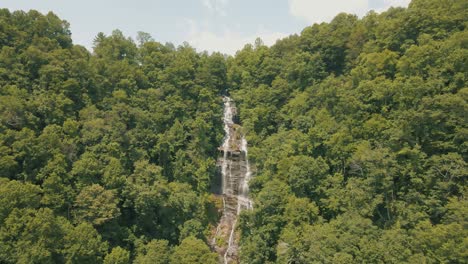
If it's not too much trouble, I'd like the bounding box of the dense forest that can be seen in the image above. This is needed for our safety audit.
[0,0,466,263]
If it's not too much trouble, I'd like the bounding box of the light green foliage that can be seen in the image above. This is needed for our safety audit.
[73,184,120,226]
[178,219,206,242]
[277,155,328,198]
[104,247,130,264]
[134,239,170,264]
[0,1,466,263]
[170,236,218,264]
[284,196,320,226]
[0,208,65,263]
[230,0,467,262]
[239,180,290,263]
[62,222,108,263]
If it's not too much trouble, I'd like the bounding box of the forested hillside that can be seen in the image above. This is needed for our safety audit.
[0,8,224,263]
[230,0,467,263]
[0,0,466,263]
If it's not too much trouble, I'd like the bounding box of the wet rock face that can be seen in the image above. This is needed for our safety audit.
[220,97,252,204]
[211,97,252,264]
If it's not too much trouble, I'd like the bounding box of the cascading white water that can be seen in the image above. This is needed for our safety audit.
[224,202,241,264]
[216,96,253,264]
[240,137,253,209]
[221,97,234,196]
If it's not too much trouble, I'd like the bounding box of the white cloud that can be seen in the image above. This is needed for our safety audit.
[288,0,411,24]
[382,0,411,7]
[375,0,411,12]
[202,0,229,16]
[189,0,413,54]
[185,19,287,55]
[289,0,369,24]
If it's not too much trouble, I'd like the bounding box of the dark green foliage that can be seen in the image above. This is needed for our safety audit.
[230,0,467,263]
[134,239,170,264]
[0,208,65,263]
[0,8,223,263]
[0,179,42,223]
[0,0,466,263]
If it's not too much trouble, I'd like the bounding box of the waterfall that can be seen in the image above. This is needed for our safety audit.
[221,97,234,195]
[240,137,252,209]
[213,96,253,264]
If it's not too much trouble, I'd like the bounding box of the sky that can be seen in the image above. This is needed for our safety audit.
[2,0,411,55]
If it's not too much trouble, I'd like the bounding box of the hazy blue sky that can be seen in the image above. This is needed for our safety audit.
[2,0,410,54]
